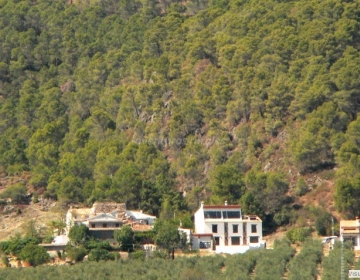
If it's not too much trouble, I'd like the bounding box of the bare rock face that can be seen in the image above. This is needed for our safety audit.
[60,80,76,93]
[92,202,126,213]
[264,162,271,172]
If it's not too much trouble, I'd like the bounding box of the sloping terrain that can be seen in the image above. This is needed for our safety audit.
[0,0,360,232]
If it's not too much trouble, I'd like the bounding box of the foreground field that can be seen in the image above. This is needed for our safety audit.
[0,239,355,280]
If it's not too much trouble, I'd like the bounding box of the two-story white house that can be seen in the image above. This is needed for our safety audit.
[192,201,265,254]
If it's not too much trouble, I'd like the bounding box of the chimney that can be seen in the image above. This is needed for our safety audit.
[225,201,228,206]
[201,201,204,208]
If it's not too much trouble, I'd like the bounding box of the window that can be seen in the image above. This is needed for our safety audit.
[233,224,238,233]
[200,241,211,248]
[212,224,218,233]
[204,211,222,219]
[115,223,120,228]
[251,224,257,233]
[214,237,220,246]
[231,237,240,245]
[223,211,241,219]
[344,237,357,246]
[250,236,259,243]
[103,223,107,228]
[91,223,95,228]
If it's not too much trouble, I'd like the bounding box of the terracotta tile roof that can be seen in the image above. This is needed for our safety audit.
[131,223,153,232]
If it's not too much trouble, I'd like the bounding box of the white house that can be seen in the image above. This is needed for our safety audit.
[193,201,265,254]
[340,219,360,250]
[66,202,127,232]
[66,202,156,241]
[125,210,157,225]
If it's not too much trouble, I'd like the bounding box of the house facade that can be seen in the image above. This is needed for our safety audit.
[66,202,156,242]
[340,219,360,250]
[193,202,265,254]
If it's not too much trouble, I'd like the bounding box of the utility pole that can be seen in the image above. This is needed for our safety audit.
[341,234,345,280]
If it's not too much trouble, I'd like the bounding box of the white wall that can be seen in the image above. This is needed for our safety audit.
[228,222,243,245]
[194,208,205,233]
[147,217,156,225]
[65,211,73,232]
[199,219,263,246]
[204,221,246,246]
[245,221,262,245]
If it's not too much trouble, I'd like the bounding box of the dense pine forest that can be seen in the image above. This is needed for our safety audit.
[1,0,360,226]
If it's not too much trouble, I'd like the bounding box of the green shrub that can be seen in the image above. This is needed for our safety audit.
[286,227,313,243]
[19,244,50,266]
[152,249,168,259]
[68,224,88,246]
[65,246,87,262]
[1,255,9,267]
[294,178,308,196]
[32,193,39,203]
[134,231,155,245]
[85,240,112,251]
[88,248,115,262]
[273,210,291,226]
[111,251,120,261]
[131,250,146,261]
[42,234,55,244]
[0,183,28,204]
[114,225,134,252]
[0,235,39,256]
[315,211,332,236]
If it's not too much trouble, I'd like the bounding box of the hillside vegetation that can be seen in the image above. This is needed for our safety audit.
[1,0,360,224]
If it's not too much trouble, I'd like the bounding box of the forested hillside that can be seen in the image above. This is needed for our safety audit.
[1,0,360,223]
